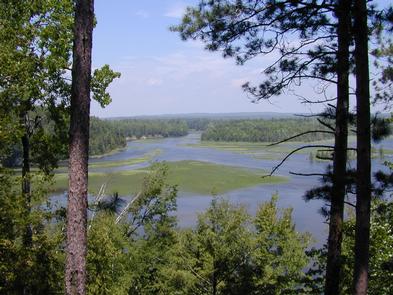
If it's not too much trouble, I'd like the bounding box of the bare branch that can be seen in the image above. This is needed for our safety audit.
[264,144,334,176]
[115,192,142,224]
[317,118,335,132]
[266,130,334,146]
[289,171,329,177]
[344,201,356,208]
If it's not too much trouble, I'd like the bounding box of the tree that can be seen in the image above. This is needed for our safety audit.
[252,195,311,294]
[352,0,372,293]
[163,198,254,295]
[341,199,393,294]
[0,168,65,294]
[87,163,178,294]
[324,0,351,293]
[162,196,310,295]
[0,0,74,251]
[171,1,351,293]
[65,0,94,294]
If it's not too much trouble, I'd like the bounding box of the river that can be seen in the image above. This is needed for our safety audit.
[61,132,393,245]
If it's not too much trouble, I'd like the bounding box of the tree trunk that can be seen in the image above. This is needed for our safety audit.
[21,113,32,247]
[324,0,351,294]
[353,0,371,293]
[65,0,94,294]
[20,112,32,295]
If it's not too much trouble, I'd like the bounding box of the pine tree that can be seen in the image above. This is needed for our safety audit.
[65,0,94,294]
[171,1,351,292]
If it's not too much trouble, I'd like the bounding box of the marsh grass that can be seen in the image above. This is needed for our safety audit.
[51,160,287,195]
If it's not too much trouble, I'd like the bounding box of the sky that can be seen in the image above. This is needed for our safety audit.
[91,0,390,118]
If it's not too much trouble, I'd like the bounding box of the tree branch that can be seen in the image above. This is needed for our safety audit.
[264,144,334,176]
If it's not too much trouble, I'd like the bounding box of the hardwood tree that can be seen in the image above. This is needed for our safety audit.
[0,3,118,293]
[0,0,74,251]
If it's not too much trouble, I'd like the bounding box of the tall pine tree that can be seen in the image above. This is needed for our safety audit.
[65,0,94,294]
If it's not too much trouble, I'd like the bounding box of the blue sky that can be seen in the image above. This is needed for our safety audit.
[91,0,390,118]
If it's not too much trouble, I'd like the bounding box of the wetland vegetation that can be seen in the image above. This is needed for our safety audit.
[52,160,287,195]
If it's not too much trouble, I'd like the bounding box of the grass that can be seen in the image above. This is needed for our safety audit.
[88,149,161,169]
[89,146,127,159]
[52,170,146,195]
[54,149,161,173]
[187,141,312,160]
[51,160,287,196]
[186,137,361,160]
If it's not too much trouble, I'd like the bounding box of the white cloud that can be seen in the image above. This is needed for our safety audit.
[164,2,187,18]
[146,78,163,86]
[135,10,149,18]
[91,49,328,117]
[231,78,249,88]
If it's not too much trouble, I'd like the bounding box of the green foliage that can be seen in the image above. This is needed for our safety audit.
[1,162,313,294]
[300,199,393,294]
[201,118,333,143]
[0,0,120,172]
[113,118,189,139]
[124,163,178,239]
[89,117,189,156]
[252,195,311,294]
[87,213,131,295]
[340,200,393,294]
[0,169,64,294]
[89,116,127,156]
[91,65,121,108]
[162,196,310,295]
[87,163,178,295]
[167,199,253,295]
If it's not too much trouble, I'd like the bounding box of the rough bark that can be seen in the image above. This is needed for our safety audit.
[65,0,94,294]
[324,0,351,294]
[353,0,371,293]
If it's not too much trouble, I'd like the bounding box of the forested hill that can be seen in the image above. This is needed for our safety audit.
[201,119,334,142]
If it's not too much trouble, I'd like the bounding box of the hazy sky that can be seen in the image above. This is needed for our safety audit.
[91,0,389,118]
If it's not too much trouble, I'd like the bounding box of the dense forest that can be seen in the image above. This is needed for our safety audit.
[111,118,188,139]
[201,119,335,142]
[89,117,127,156]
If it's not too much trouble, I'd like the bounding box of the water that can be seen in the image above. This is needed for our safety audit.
[57,133,393,246]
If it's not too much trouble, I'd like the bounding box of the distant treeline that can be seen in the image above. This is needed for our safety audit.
[201,119,334,142]
[111,118,188,139]
[89,117,127,156]
[89,117,188,156]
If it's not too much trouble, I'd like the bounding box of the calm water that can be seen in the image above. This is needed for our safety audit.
[58,133,393,245]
